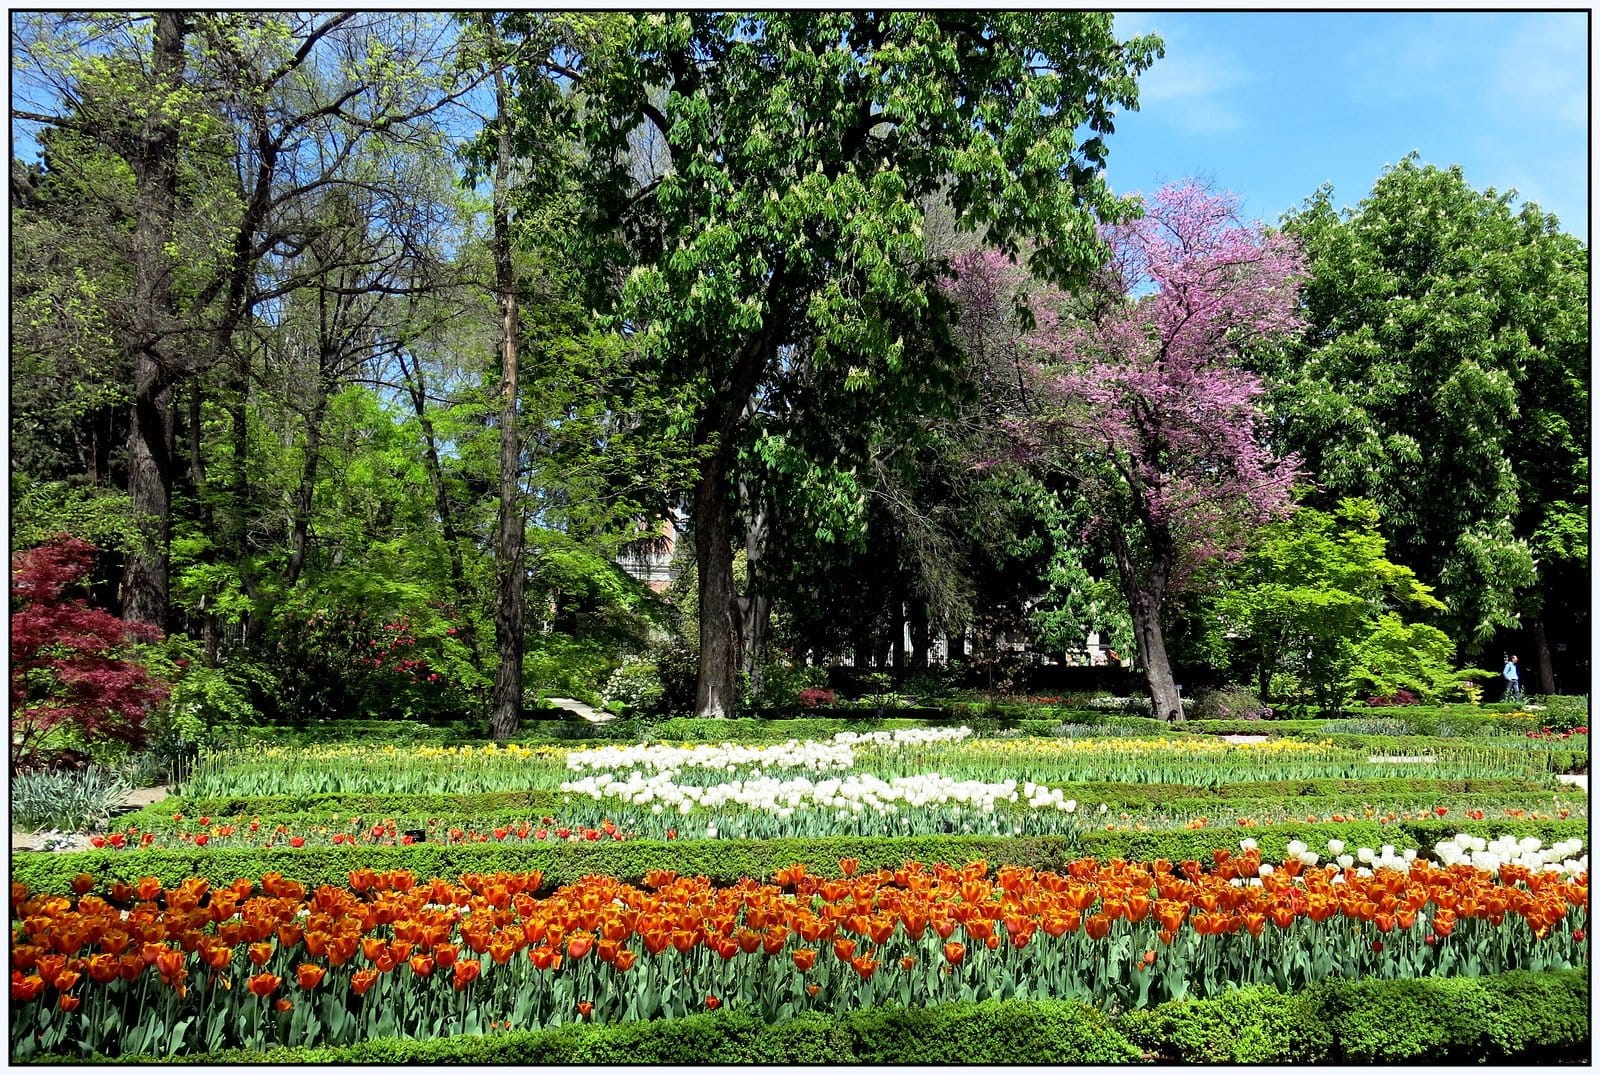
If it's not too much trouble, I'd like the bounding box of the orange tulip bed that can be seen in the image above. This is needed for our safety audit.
[10,850,1588,1058]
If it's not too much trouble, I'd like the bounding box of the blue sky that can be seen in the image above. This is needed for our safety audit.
[1103,11,1589,238]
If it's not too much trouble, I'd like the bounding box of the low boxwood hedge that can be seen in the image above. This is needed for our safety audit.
[35,969,1586,1065]
[1119,968,1588,1063]
[13,818,1586,896]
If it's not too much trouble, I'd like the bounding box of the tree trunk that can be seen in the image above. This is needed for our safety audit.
[121,10,187,628]
[737,478,770,700]
[1111,529,1183,722]
[1126,585,1183,721]
[487,54,525,741]
[694,460,740,718]
[284,384,328,587]
[891,603,907,670]
[1531,617,1556,696]
[400,350,487,687]
[909,603,930,670]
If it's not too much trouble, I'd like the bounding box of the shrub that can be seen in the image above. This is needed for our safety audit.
[1320,718,1416,736]
[1189,685,1272,721]
[10,765,130,833]
[1120,984,1333,1063]
[10,535,169,766]
[602,657,664,715]
[797,687,836,708]
[1363,688,1419,708]
[42,971,1585,1065]
[1530,694,1589,733]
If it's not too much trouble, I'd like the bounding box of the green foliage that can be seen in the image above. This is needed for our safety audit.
[1530,695,1589,733]
[601,656,664,715]
[45,972,1587,1065]
[1348,613,1489,705]
[129,774,1576,835]
[10,766,130,833]
[1120,984,1333,1063]
[1270,157,1589,654]
[58,998,1139,1065]
[1217,498,1459,711]
[1122,970,1588,1064]
[10,477,141,555]
[1188,685,1271,722]
[19,816,1587,897]
[1308,971,1590,1063]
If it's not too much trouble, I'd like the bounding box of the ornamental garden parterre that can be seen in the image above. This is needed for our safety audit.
[9,706,1590,1063]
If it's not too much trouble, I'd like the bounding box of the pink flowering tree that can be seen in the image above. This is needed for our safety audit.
[1024,182,1306,720]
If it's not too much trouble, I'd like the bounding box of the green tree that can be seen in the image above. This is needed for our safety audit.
[1216,498,1452,711]
[1269,157,1589,685]
[564,12,1159,715]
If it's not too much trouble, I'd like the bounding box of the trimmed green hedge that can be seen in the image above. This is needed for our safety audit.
[1120,968,1588,1063]
[35,970,1586,1065]
[14,818,1586,896]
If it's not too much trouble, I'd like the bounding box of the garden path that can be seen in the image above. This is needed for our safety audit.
[544,697,615,723]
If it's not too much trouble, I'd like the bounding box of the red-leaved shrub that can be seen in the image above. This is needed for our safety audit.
[10,535,168,767]
[797,687,836,709]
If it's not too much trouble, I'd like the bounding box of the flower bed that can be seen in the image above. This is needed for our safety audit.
[10,844,1587,1058]
[177,730,1572,801]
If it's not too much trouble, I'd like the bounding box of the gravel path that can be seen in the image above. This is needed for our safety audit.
[544,697,615,723]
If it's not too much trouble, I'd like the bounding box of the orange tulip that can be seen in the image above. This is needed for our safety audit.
[839,858,859,877]
[71,875,93,896]
[296,963,326,990]
[613,949,637,972]
[155,949,185,981]
[577,1000,593,1018]
[850,954,878,980]
[806,982,821,997]
[705,994,722,1010]
[433,943,458,968]
[247,972,281,998]
[1084,914,1112,941]
[58,994,81,1012]
[410,955,435,977]
[943,941,965,965]
[452,959,481,990]
[11,974,45,1002]
[248,942,274,967]
[351,969,378,996]
[1433,909,1456,938]
[792,948,817,972]
[274,997,293,1013]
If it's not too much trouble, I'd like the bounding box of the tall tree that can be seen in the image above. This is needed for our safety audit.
[1268,157,1588,687]
[13,12,477,633]
[1025,183,1305,721]
[568,12,1160,715]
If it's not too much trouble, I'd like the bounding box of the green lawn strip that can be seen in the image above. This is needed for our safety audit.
[14,818,1586,896]
[27,969,1587,1065]
[130,775,1579,820]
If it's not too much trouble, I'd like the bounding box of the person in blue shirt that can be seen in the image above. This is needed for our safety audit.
[1502,654,1522,701]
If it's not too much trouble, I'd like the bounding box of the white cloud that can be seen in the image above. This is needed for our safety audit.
[1113,12,1251,135]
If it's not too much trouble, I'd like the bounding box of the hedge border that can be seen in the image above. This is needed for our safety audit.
[24,969,1587,1065]
[12,818,1586,897]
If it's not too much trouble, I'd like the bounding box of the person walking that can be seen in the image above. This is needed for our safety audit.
[1503,654,1522,701]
